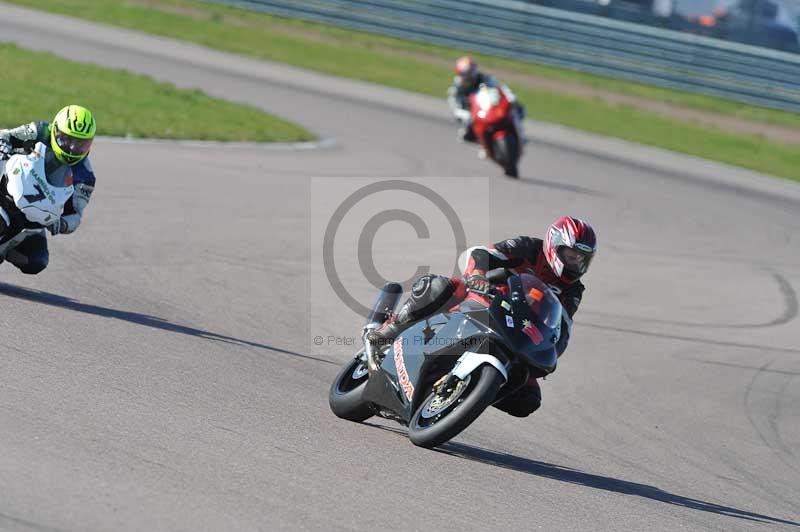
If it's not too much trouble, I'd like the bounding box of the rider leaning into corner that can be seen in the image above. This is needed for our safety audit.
[0,105,97,274]
[446,55,527,149]
[369,216,597,418]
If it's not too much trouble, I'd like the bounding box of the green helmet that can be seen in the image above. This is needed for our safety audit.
[50,105,96,165]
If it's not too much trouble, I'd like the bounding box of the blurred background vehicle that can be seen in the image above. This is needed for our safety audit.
[662,0,729,35]
[528,0,800,52]
[717,0,800,52]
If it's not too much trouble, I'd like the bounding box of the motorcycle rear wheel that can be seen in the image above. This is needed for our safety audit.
[408,364,504,449]
[329,355,374,422]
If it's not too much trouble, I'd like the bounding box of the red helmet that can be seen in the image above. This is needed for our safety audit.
[544,217,597,283]
[454,56,478,89]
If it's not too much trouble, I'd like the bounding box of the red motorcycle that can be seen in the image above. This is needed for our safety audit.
[469,83,523,178]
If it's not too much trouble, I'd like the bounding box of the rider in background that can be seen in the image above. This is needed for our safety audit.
[0,105,97,274]
[446,56,527,148]
[369,216,597,418]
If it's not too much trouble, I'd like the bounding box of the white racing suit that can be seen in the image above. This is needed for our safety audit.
[0,121,95,273]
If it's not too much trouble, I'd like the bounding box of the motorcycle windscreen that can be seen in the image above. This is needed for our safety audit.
[474,85,510,127]
[494,274,562,373]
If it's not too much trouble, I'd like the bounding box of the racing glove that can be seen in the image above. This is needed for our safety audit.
[455,108,472,124]
[47,217,68,236]
[0,140,12,160]
[464,273,491,293]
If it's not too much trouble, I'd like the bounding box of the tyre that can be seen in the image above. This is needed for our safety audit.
[493,133,520,178]
[408,364,504,448]
[492,135,509,169]
[329,355,374,422]
[503,132,520,178]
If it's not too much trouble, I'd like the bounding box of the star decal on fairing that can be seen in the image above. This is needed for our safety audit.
[521,318,543,345]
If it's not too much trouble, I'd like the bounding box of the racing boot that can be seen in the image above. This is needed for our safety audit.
[458,125,477,144]
[493,377,542,418]
[367,301,413,348]
[367,274,457,347]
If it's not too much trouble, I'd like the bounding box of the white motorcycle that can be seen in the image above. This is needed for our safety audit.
[0,142,73,264]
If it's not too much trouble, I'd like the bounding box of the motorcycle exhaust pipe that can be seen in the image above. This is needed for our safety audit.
[363,283,403,373]
[364,282,404,331]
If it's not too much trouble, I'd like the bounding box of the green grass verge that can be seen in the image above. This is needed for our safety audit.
[0,43,314,142]
[5,0,800,180]
[9,0,800,129]
[522,87,800,179]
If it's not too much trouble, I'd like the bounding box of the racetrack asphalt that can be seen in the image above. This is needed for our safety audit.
[1,4,799,531]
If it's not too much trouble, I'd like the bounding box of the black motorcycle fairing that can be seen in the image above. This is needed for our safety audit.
[362,318,444,421]
[0,175,48,234]
[361,311,499,423]
[357,273,562,427]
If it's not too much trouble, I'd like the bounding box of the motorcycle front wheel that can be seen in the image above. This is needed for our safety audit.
[329,354,374,422]
[408,364,504,449]
[493,134,519,178]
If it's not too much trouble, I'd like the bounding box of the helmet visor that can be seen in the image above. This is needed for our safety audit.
[559,246,594,276]
[54,126,93,158]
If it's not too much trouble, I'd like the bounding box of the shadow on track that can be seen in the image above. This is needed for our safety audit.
[581,321,800,355]
[517,175,605,196]
[0,282,336,366]
[437,442,800,527]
